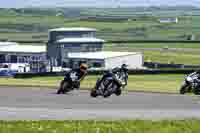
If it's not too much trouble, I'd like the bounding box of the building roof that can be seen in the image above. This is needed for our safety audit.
[57,37,105,43]
[68,51,140,59]
[158,17,178,22]
[49,27,97,32]
[0,42,18,46]
[0,42,46,53]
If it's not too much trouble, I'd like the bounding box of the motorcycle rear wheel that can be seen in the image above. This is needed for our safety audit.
[57,89,63,94]
[90,90,98,97]
[57,81,71,94]
[63,81,72,93]
[57,80,65,94]
[103,81,113,98]
[103,90,111,98]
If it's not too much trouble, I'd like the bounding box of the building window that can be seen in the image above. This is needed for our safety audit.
[35,56,39,61]
[93,62,102,68]
[82,33,94,38]
[62,62,67,68]
[0,55,5,63]
[56,35,65,40]
[10,55,17,63]
[18,57,24,63]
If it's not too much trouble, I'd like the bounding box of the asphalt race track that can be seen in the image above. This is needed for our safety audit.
[0,86,200,120]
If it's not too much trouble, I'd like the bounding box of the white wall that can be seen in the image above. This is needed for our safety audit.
[105,53,143,69]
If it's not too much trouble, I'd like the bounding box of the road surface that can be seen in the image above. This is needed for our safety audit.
[0,86,199,120]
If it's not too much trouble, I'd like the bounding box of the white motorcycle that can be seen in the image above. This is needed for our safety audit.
[180,72,200,95]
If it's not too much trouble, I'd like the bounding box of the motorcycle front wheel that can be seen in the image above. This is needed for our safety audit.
[115,88,122,96]
[57,80,71,94]
[193,87,200,95]
[90,89,98,97]
[179,83,188,94]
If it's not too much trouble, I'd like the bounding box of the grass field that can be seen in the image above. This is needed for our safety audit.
[143,51,200,65]
[1,10,200,41]
[105,45,200,65]
[0,120,199,133]
[0,74,184,93]
[106,43,200,49]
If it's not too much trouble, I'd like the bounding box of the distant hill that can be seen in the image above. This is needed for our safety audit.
[1,0,200,8]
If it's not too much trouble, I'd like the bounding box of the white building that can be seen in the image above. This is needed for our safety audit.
[67,51,143,69]
[158,17,178,23]
[47,27,144,69]
[0,42,46,72]
[0,27,144,72]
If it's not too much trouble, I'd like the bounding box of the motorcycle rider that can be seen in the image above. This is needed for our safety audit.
[183,70,200,93]
[96,64,128,96]
[194,70,200,83]
[114,64,129,86]
[111,64,129,91]
[59,63,88,91]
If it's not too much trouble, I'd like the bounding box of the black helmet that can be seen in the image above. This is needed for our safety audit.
[122,64,128,67]
[121,64,128,71]
[197,70,200,74]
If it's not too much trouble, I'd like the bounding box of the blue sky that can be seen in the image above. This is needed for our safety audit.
[1,0,200,8]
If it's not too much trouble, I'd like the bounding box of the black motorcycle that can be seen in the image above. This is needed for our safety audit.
[91,69,128,98]
[180,72,200,95]
[57,71,80,94]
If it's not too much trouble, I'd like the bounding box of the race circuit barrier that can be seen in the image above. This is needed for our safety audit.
[13,69,199,78]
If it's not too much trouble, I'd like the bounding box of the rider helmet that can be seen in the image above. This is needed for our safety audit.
[196,70,200,74]
[121,64,128,72]
[80,63,88,73]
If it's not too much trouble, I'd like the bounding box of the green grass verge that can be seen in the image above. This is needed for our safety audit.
[143,51,200,65]
[105,46,200,65]
[0,74,184,93]
[0,120,199,133]
[106,43,200,49]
